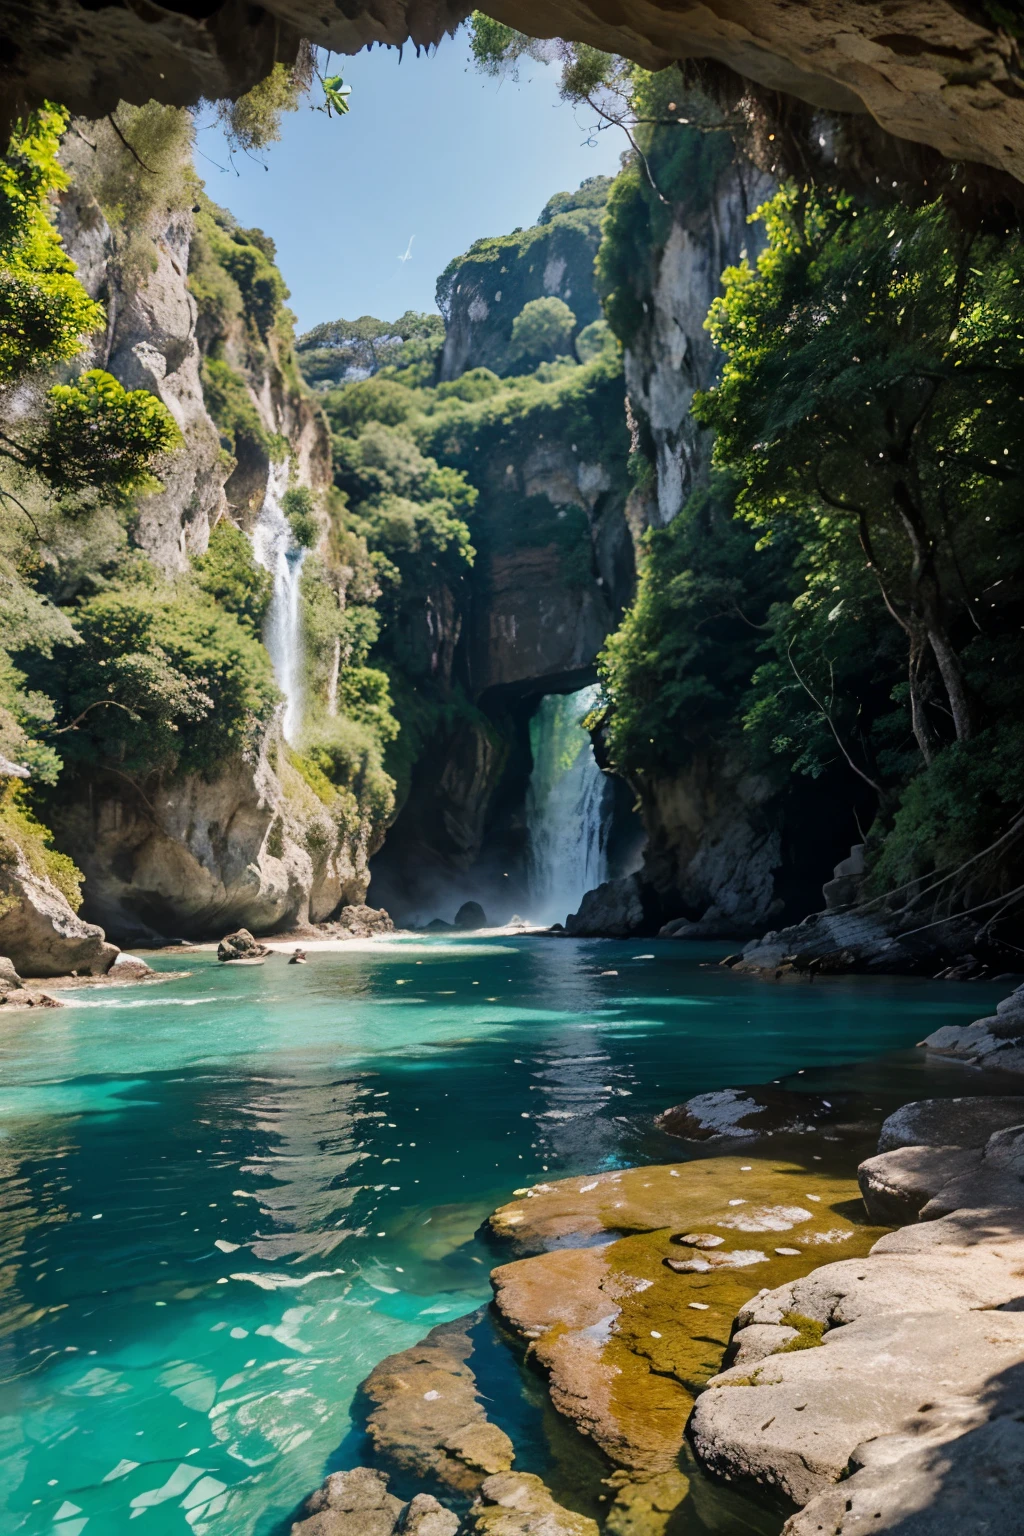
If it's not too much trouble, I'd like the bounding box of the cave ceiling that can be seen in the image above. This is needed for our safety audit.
[1,2,1021,187]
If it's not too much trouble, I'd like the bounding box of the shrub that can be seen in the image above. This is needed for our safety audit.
[193,520,273,635]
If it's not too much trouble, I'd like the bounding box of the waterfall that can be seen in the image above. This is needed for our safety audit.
[252,459,306,744]
[526,685,612,926]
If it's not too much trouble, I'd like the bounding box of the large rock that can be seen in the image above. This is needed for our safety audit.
[857,1144,982,1224]
[290,1467,406,1536]
[54,743,372,943]
[784,1388,1024,1535]
[690,1311,1024,1508]
[0,841,117,978]
[360,1312,514,1493]
[217,928,269,962]
[9,4,1023,206]
[877,1095,1024,1152]
[335,905,395,938]
[466,1473,598,1536]
[454,902,487,932]
[657,1086,851,1142]
[564,874,651,938]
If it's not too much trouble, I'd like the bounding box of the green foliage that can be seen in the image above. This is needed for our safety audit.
[508,296,577,367]
[200,356,286,460]
[0,782,83,910]
[30,369,182,495]
[596,69,736,348]
[539,177,615,226]
[283,485,320,549]
[0,105,104,383]
[467,14,534,75]
[89,104,197,294]
[215,52,312,153]
[695,186,1024,766]
[193,520,272,635]
[189,197,288,347]
[320,77,352,118]
[33,580,278,778]
[296,714,394,833]
[296,312,444,389]
[597,475,795,776]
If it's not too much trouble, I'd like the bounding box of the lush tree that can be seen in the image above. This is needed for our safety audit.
[193,520,273,635]
[508,297,577,367]
[0,105,105,383]
[283,485,320,548]
[25,369,181,495]
[695,187,1024,765]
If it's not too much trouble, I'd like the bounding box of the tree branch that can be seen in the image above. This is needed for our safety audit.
[786,640,884,795]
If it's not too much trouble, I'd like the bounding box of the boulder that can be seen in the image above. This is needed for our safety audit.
[107,951,155,981]
[337,904,395,938]
[877,1096,1024,1152]
[360,1311,514,1492]
[1,988,63,1008]
[399,1496,459,1536]
[290,1467,405,1536]
[466,1473,598,1536]
[0,841,117,978]
[657,1086,850,1142]
[784,1390,1024,1535]
[454,901,487,931]
[857,1144,982,1224]
[217,928,269,962]
[564,875,649,938]
[0,956,22,995]
[690,1310,1024,1508]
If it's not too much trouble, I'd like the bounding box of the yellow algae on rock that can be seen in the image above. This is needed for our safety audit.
[489,1157,886,1475]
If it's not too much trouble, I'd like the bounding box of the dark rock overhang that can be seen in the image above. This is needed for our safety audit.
[1,2,1022,188]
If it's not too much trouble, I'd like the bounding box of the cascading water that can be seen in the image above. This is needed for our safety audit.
[251,459,306,743]
[526,684,612,926]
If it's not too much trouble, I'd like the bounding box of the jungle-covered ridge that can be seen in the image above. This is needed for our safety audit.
[2,27,1024,950]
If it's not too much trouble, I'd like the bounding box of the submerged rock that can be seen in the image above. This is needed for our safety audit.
[466,1473,598,1536]
[360,1311,514,1492]
[489,1158,884,1475]
[454,902,487,931]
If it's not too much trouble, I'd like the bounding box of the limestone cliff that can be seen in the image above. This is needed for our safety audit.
[9,110,380,946]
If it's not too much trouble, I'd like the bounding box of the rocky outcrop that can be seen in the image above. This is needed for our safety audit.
[52,742,372,942]
[57,123,226,573]
[921,981,1024,1073]
[488,1158,884,1477]
[687,1096,1024,1528]
[291,1467,458,1536]
[10,3,1023,198]
[438,182,608,381]
[0,841,117,977]
[359,1312,514,1493]
[465,1474,597,1536]
[623,160,772,529]
[564,874,655,939]
[217,927,269,961]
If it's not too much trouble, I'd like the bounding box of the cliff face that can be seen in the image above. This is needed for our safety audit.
[437,180,610,382]
[30,114,374,945]
[623,160,773,529]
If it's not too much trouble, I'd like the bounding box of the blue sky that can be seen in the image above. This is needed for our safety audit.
[193,32,624,337]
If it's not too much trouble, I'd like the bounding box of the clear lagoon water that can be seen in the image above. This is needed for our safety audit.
[0,937,1008,1536]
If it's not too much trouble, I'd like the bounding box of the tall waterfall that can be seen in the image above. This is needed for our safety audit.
[252,459,306,744]
[526,685,612,926]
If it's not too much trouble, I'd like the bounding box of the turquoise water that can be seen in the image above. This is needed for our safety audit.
[0,937,1007,1536]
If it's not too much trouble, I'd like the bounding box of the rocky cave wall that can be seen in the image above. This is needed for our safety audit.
[3,3,1021,197]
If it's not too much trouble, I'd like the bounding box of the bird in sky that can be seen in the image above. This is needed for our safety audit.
[398,235,415,264]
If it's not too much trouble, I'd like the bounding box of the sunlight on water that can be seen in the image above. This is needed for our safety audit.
[0,939,1005,1535]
